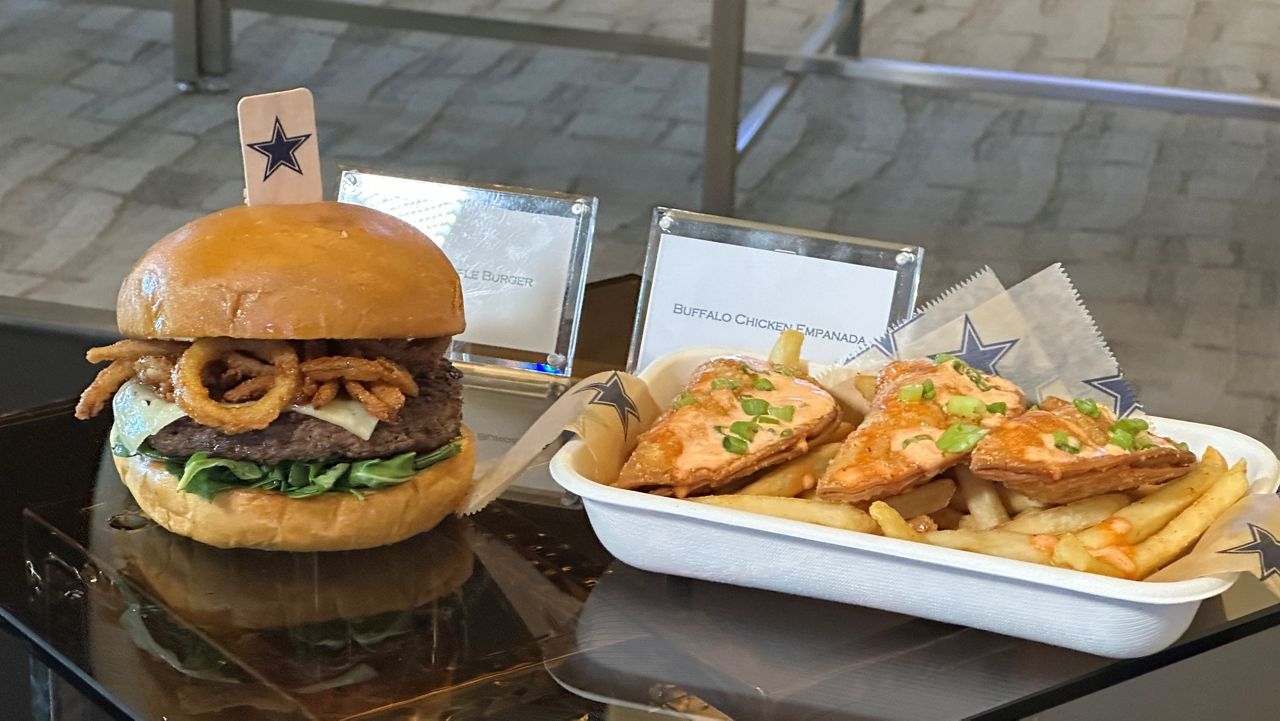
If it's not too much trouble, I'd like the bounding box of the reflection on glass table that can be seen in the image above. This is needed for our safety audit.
[4,398,1280,721]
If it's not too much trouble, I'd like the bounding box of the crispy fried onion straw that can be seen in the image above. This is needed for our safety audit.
[85,339,187,363]
[75,360,138,419]
[174,339,301,434]
[133,355,176,399]
[310,380,339,408]
[299,357,419,397]
[343,380,396,421]
[76,340,188,418]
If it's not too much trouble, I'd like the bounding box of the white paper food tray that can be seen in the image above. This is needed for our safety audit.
[550,348,1280,658]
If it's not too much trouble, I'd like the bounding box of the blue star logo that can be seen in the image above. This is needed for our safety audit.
[245,117,312,181]
[576,372,641,436]
[1221,523,1280,582]
[869,313,923,358]
[941,315,1018,375]
[870,331,897,357]
[1082,373,1143,418]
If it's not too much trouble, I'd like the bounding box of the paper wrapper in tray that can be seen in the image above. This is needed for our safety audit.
[461,265,1280,657]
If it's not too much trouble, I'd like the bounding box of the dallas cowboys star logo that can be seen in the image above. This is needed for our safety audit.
[1221,523,1280,582]
[870,331,897,358]
[1082,373,1143,418]
[245,117,311,181]
[941,315,1018,375]
[576,372,641,436]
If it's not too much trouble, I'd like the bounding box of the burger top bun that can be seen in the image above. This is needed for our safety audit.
[116,201,465,340]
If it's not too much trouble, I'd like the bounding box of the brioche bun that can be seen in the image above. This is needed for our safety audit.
[116,201,465,340]
[115,426,475,551]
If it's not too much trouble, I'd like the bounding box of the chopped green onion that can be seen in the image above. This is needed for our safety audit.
[1109,429,1135,451]
[729,420,759,442]
[780,429,794,438]
[674,391,696,408]
[740,397,770,416]
[769,405,795,422]
[946,395,985,420]
[933,353,956,364]
[922,379,936,400]
[902,433,933,449]
[722,436,749,454]
[1111,418,1149,435]
[1073,398,1100,418]
[710,378,740,391]
[1175,441,1190,451]
[950,360,992,391]
[752,377,775,391]
[899,384,924,402]
[1053,431,1081,454]
[1133,433,1156,450]
[935,423,988,453]
[986,401,1007,414]
[756,415,781,424]
[1028,403,1040,411]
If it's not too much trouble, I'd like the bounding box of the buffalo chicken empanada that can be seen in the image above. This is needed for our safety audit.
[616,357,839,498]
[968,396,1195,504]
[817,357,1027,503]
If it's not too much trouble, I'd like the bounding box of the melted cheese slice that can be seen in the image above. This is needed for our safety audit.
[112,381,189,456]
[291,398,378,441]
[111,380,379,456]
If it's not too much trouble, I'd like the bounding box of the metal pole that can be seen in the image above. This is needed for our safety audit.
[737,0,856,154]
[835,0,863,57]
[197,0,232,90]
[702,0,746,216]
[172,0,201,91]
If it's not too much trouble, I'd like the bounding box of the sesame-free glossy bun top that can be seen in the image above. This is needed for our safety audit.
[117,201,465,339]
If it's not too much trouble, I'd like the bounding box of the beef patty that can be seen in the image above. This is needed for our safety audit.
[148,360,463,464]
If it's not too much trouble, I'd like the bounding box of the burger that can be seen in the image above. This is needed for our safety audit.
[100,522,473,719]
[75,201,475,551]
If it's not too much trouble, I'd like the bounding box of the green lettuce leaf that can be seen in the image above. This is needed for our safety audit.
[124,438,463,502]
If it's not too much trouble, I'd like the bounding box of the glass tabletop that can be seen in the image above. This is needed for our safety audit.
[3,393,1279,721]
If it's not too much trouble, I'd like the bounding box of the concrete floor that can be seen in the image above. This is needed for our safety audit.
[0,0,1277,449]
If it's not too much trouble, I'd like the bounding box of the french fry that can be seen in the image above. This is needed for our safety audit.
[908,514,938,533]
[852,374,877,402]
[1076,448,1228,550]
[810,420,855,447]
[768,329,807,375]
[869,501,925,542]
[880,479,956,520]
[954,467,1009,530]
[923,529,1055,565]
[737,443,841,497]
[691,495,878,533]
[1129,464,1248,579]
[957,514,981,530]
[1000,493,1130,535]
[930,507,963,530]
[1052,533,1127,578]
[997,486,1048,514]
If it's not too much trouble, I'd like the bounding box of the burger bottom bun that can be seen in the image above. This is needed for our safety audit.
[115,426,475,552]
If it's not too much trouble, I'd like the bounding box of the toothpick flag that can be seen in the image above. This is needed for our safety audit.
[237,88,322,205]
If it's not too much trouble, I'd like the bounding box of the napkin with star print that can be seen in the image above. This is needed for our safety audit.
[837,264,1141,416]
[457,371,658,515]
